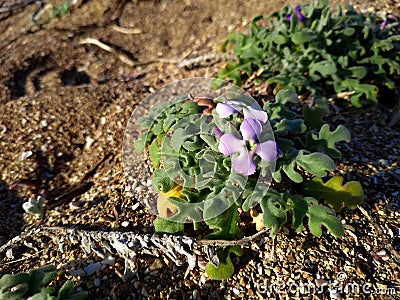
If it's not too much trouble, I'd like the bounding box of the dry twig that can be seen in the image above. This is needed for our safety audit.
[0,0,37,13]
[79,37,229,69]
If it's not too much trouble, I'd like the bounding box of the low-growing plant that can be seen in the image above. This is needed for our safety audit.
[52,2,70,18]
[22,196,43,220]
[0,265,88,300]
[218,0,400,107]
[133,83,363,280]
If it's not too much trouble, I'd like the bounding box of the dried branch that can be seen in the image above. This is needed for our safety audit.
[79,37,230,69]
[111,24,141,35]
[0,0,37,13]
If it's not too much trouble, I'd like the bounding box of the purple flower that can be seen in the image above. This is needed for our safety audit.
[286,5,307,22]
[218,118,278,176]
[380,21,387,30]
[215,100,268,123]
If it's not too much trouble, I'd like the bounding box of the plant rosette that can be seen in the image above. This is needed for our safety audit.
[122,78,364,280]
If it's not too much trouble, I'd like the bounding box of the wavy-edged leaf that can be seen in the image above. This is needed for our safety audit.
[305,197,344,237]
[260,191,287,235]
[205,246,243,280]
[306,124,351,158]
[205,204,242,240]
[303,176,364,211]
[274,119,307,135]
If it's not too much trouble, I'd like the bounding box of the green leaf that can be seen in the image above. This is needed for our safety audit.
[306,124,351,158]
[349,66,367,79]
[296,151,336,177]
[27,293,54,300]
[275,89,299,104]
[303,176,364,211]
[291,31,316,44]
[149,139,161,168]
[153,217,184,234]
[302,99,330,129]
[205,246,243,280]
[280,150,335,183]
[274,119,307,135]
[260,192,288,235]
[28,265,57,295]
[0,273,30,300]
[305,197,344,237]
[55,280,88,300]
[134,133,149,154]
[287,196,308,232]
[205,204,242,240]
[152,169,174,193]
[309,60,337,78]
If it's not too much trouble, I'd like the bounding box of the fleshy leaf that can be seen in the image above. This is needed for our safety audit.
[205,246,243,280]
[153,217,184,234]
[274,119,307,135]
[152,169,174,193]
[295,150,336,178]
[149,139,161,168]
[302,98,329,129]
[305,197,344,237]
[280,150,335,183]
[287,195,308,232]
[275,89,299,104]
[303,176,364,211]
[0,273,30,299]
[306,124,351,158]
[205,204,242,240]
[259,191,288,235]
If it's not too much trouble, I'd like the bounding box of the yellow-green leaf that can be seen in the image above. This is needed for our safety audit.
[303,176,364,211]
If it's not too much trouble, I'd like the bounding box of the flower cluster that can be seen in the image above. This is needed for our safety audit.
[215,101,278,175]
[285,5,307,22]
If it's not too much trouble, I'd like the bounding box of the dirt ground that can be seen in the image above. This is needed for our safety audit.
[1,0,399,299]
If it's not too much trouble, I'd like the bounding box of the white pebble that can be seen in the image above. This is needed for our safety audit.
[121,221,130,227]
[21,151,33,160]
[232,287,240,295]
[84,136,95,150]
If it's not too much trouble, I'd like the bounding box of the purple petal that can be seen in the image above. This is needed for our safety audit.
[218,133,244,155]
[233,149,256,175]
[285,14,292,21]
[215,103,239,118]
[295,5,301,13]
[240,118,263,141]
[255,140,279,162]
[213,126,223,139]
[243,105,268,123]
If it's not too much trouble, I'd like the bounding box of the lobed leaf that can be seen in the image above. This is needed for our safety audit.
[303,176,364,211]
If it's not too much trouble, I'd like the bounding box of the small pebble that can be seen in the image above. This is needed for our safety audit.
[69,268,86,277]
[93,278,101,286]
[141,287,148,297]
[101,256,115,265]
[84,262,102,276]
[121,221,130,227]
[21,151,33,160]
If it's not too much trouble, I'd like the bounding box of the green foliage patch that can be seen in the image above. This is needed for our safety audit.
[218,0,400,107]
